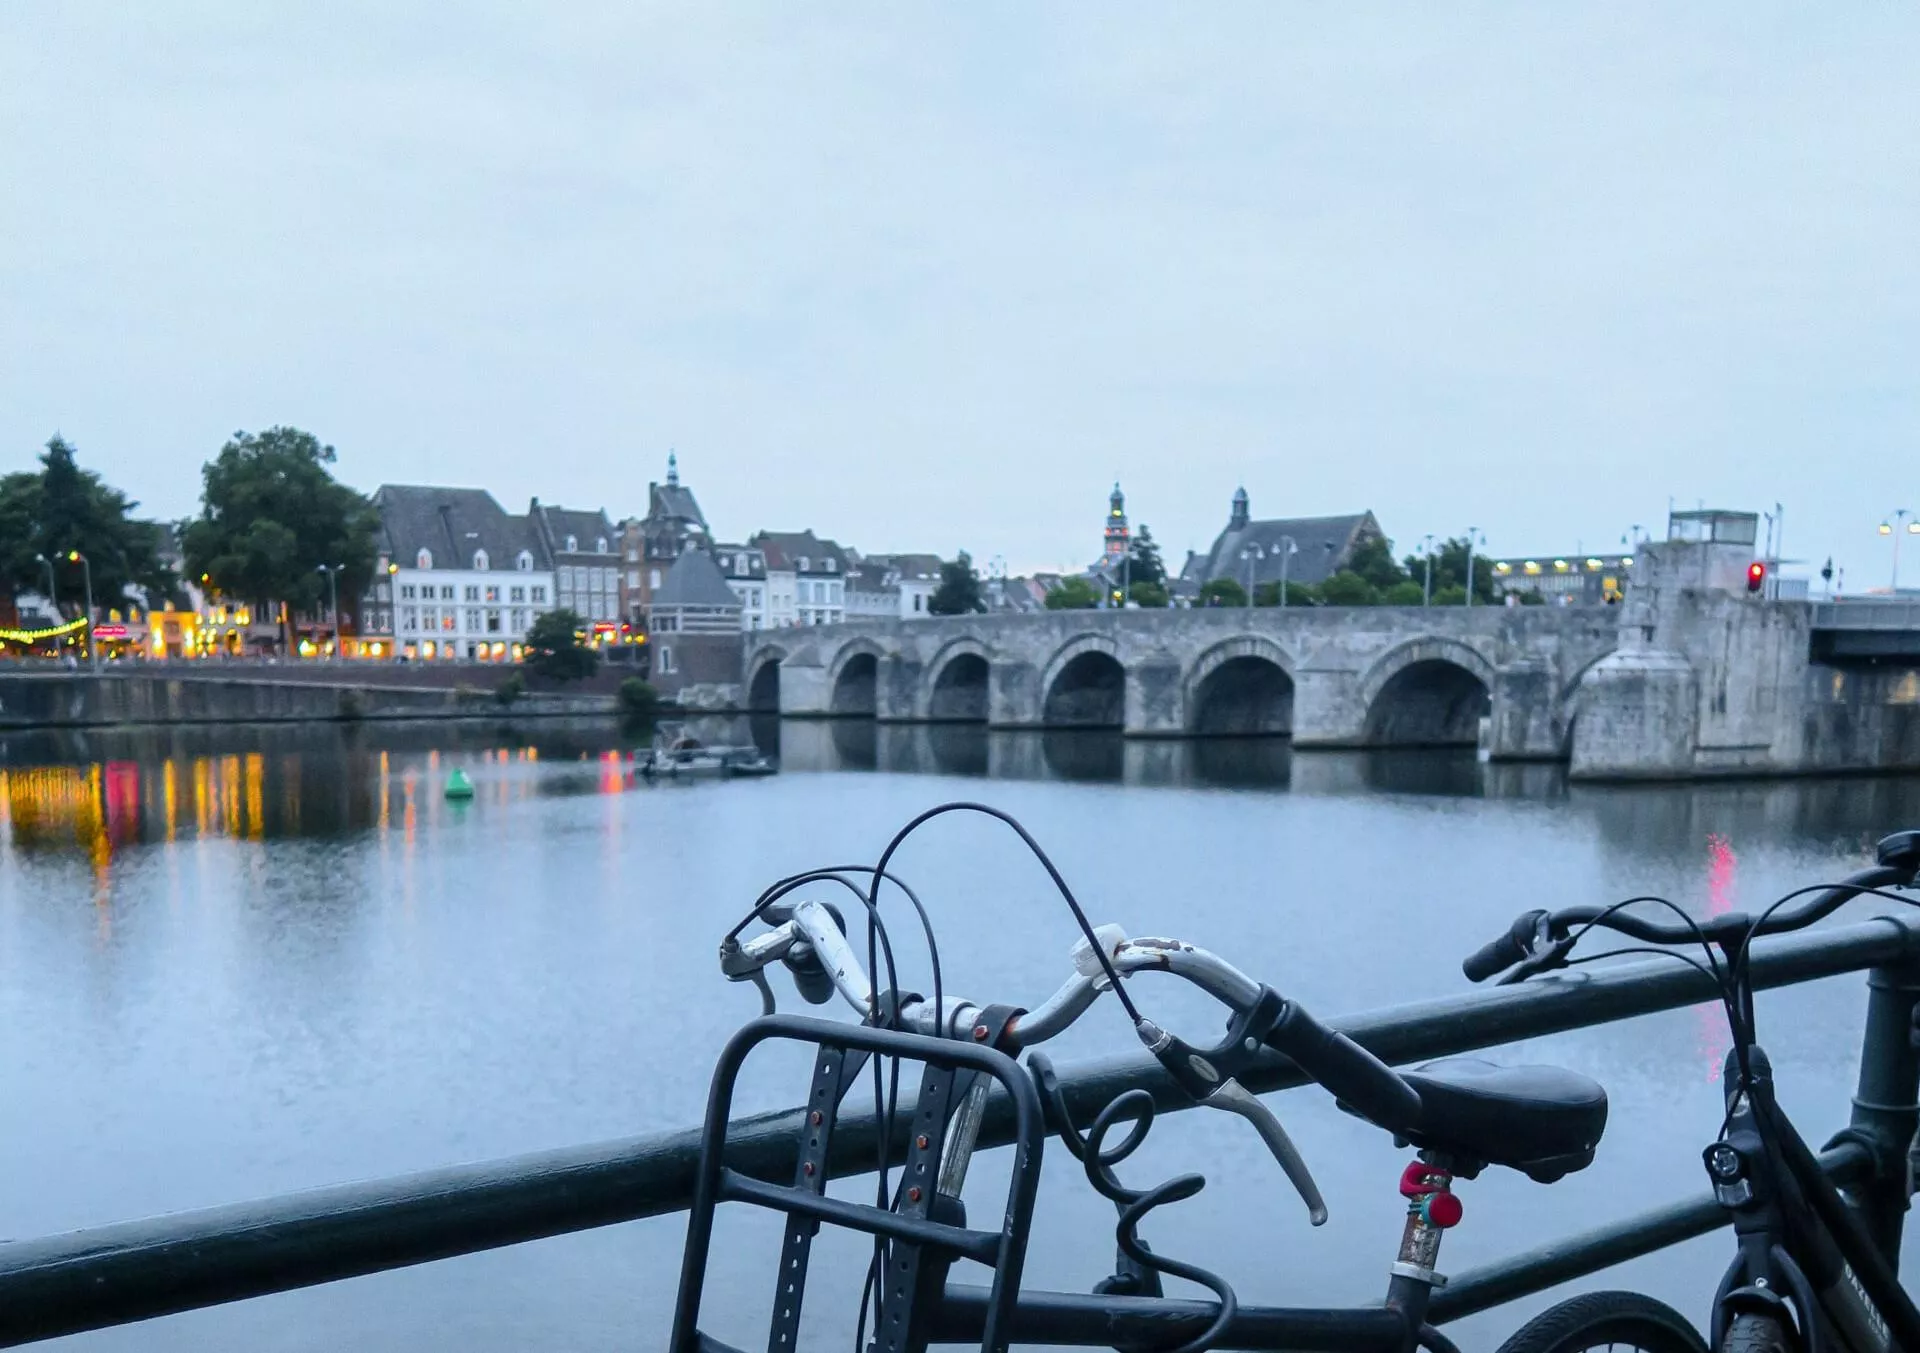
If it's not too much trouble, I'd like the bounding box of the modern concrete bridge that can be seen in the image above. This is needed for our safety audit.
[744,604,1621,758]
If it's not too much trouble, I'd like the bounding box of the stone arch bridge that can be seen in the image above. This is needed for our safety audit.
[743,607,1620,756]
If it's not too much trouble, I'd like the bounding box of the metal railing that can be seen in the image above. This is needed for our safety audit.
[3,916,1919,1347]
[1812,599,1920,630]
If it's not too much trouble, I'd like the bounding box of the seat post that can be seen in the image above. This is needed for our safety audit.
[1385,1154,1466,1327]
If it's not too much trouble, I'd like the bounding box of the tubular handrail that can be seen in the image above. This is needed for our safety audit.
[1,914,1917,1348]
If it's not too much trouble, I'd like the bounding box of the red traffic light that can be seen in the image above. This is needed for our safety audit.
[1746,561,1767,594]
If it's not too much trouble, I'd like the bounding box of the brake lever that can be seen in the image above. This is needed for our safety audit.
[1495,935,1578,986]
[1134,986,1328,1226]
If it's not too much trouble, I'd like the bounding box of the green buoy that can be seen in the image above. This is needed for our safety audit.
[444,768,475,800]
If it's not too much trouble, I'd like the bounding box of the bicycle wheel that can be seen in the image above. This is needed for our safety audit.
[1718,1314,1793,1353]
[1495,1290,1709,1353]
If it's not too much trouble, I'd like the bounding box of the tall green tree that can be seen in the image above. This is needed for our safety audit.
[0,437,171,617]
[928,551,985,615]
[1345,535,1411,592]
[1127,524,1167,588]
[1422,536,1498,604]
[524,609,599,681]
[1043,576,1099,610]
[181,427,378,648]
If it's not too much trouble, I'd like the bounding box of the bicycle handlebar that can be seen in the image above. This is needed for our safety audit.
[1460,830,1920,984]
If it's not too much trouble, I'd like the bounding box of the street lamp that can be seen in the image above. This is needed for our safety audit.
[317,564,344,659]
[1463,528,1485,607]
[1419,534,1436,606]
[66,550,97,669]
[1239,543,1266,608]
[32,552,57,617]
[1880,511,1918,592]
[1275,536,1299,608]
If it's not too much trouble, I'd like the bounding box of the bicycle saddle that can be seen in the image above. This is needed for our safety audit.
[1395,1058,1607,1183]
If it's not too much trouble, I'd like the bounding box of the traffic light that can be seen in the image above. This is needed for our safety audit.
[1746,561,1767,594]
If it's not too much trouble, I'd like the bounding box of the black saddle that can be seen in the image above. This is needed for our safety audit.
[1396,1058,1608,1183]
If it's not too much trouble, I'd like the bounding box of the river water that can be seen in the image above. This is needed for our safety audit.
[4,717,1920,1351]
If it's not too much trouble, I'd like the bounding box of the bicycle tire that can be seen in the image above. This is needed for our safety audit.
[1718,1313,1794,1353]
[1495,1289,1709,1353]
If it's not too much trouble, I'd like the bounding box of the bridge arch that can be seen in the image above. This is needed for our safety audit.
[828,639,887,717]
[924,637,993,722]
[1357,637,1498,748]
[745,645,786,713]
[1184,636,1296,736]
[1040,633,1126,729]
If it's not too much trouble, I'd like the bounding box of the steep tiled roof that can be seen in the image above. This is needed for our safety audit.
[1184,510,1379,589]
[751,530,849,577]
[373,486,547,571]
[530,501,616,559]
[651,548,745,609]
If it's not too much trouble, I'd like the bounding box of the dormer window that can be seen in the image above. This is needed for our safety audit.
[517,550,533,571]
[566,534,578,552]
[416,549,433,570]
[797,556,809,571]
[825,558,836,573]
[735,555,748,577]
[596,537,608,554]
[473,549,489,571]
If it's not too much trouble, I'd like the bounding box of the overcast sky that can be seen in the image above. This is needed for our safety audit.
[5,5,1918,583]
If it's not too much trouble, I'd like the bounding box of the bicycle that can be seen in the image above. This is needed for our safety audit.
[669,802,1707,1353]
[1462,829,1920,1352]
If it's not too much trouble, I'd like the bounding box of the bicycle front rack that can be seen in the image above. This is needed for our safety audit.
[669,1014,1045,1353]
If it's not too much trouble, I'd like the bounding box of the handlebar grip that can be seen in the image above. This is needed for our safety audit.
[1462,909,1549,982]
[1262,1002,1422,1134]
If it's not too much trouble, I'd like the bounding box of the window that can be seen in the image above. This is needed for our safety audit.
[627,569,638,588]
[402,609,418,632]
[825,558,836,573]
[649,568,661,589]
[509,586,525,603]
[441,611,456,631]
[485,585,500,603]
[573,565,588,590]
[440,585,455,601]
[566,534,578,552]
[465,608,482,631]
[596,537,608,554]
[464,585,480,602]
[416,549,433,569]
[376,582,391,602]
[658,645,674,674]
[511,609,528,631]
[735,555,748,577]
[473,550,489,571]
[797,556,809,571]
[517,551,532,571]
[913,593,923,612]
[486,610,502,633]
[531,586,547,603]
[400,584,416,600]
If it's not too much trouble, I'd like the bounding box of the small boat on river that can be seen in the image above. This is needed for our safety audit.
[638,723,778,780]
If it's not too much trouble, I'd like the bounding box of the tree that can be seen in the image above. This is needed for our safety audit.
[1346,535,1411,592]
[1380,580,1425,606]
[0,437,171,617]
[1127,524,1167,589]
[1422,536,1497,605]
[1432,583,1468,606]
[523,609,599,681]
[1318,570,1377,606]
[1198,578,1247,607]
[181,427,378,650]
[928,551,985,615]
[1254,579,1317,607]
[1128,579,1169,608]
[1044,576,1099,610]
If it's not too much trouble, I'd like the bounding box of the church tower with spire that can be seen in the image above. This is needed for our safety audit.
[1103,482,1131,565]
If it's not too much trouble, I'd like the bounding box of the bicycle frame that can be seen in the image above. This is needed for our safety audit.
[1708,1041,1920,1352]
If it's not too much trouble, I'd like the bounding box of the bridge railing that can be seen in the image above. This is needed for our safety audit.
[1812,599,1920,630]
[3,917,1918,1346]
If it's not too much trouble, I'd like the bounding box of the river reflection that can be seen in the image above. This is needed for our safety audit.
[6,716,1920,1351]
